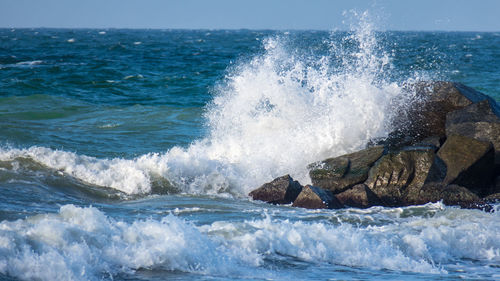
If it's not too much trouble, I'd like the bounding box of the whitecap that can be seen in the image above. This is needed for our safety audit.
[0,205,260,281]
[15,60,43,66]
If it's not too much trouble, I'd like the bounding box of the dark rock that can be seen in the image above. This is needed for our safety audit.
[415,183,491,211]
[292,185,343,209]
[249,175,302,204]
[459,201,494,212]
[484,192,500,203]
[496,176,500,193]
[335,184,382,208]
[414,183,482,208]
[308,146,384,193]
[364,147,446,206]
[413,81,495,107]
[437,135,495,196]
[386,81,496,147]
[414,136,445,151]
[445,100,500,164]
[438,184,480,205]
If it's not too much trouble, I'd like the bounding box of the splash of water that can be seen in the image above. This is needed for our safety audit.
[0,13,418,196]
[160,11,412,195]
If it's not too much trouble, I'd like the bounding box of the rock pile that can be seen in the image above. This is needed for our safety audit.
[249,82,500,211]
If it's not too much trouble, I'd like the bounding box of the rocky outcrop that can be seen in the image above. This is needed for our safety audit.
[445,100,500,164]
[484,192,500,203]
[386,81,497,147]
[249,175,302,204]
[437,135,495,196]
[335,184,382,208]
[248,81,500,211]
[292,185,343,209]
[308,146,384,193]
[409,183,479,205]
[364,147,446,206]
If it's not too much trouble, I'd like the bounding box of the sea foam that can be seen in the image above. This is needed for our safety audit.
[0,13,417,196]
[0,204,498,280]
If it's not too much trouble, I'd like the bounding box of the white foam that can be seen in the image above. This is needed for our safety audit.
[1,204,498,280]
[0,205,256,280]
[0,147,155,194]
[15,60,43,66]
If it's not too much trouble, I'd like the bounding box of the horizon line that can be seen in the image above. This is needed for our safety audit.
[1,26,499,33]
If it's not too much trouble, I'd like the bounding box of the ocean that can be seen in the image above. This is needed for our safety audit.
[1,19,499,281]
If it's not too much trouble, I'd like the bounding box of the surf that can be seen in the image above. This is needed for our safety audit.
[0,13,422,197]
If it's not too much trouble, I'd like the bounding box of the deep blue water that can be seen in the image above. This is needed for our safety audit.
[0,27,499,280]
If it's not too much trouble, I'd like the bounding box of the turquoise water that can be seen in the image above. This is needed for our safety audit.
[0,25,499,280]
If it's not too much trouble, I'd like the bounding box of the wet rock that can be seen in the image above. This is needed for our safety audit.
[496,176,500,193]
[414,81,494,107]
[364,147,446,206]
[249,175,302,204]
[445,99,500,164]
[292,185,343,209]
[387,81,496,147]
[437,135,495,196]
[308,146,384,194]
[414,136,444,151]
[484,192,500,204]
[335,184,382,208]
[415,183,492,211]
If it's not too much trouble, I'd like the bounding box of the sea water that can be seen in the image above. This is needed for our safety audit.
[0,15,499,280]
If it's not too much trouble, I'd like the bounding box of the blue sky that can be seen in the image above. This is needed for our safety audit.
[1,0,499,31]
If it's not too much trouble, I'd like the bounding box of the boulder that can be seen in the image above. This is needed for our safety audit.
[496,176,500,193]
[364,147,446,206]
[445,99,500,164]
[386,81,496,147]
[437,135,495,196]
[249,175,302,204]
[413,183,479,205]
[407,183,492,211]
[414,136,444,151]
[484,192,500,203]
[335,184,382,208]
[292,185,343,209]
[308,146,384,193]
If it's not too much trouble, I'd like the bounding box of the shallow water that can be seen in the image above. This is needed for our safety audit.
[1,20,499,280]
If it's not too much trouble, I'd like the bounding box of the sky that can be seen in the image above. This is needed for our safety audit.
[1,0,499,31]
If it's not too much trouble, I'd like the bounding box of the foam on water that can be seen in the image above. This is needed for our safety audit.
[0,203,498,280]
[0,13,417,196]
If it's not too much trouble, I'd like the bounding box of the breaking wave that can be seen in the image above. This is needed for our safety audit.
[1,203,498,280]
[0,12,420,196]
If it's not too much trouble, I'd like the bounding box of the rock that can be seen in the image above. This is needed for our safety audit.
[496,176,500,193]
[335,184,382,208]
[415,183,479,204]
[437,135,495,196]
[308,146,384,193]
[414,136,444,151]
[484,192,500,203]
[411,183,492,211]
[445,99,500,164]
[292,185,343,209]
[440,185,480,205]
[249,175,302,204]
[386,81,496,147]
[364,147,446,206]
[414,81,495,107]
